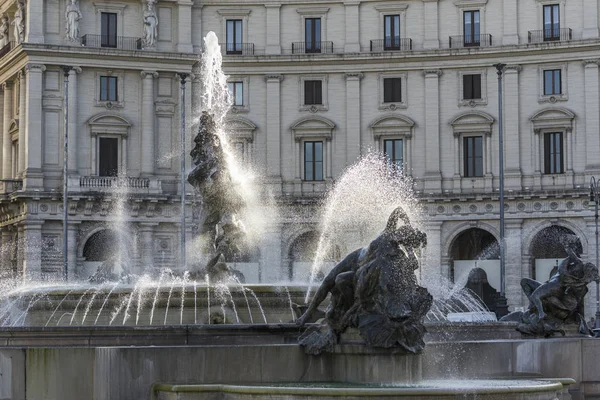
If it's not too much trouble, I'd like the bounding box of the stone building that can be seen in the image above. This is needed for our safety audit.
[0,0,600,312]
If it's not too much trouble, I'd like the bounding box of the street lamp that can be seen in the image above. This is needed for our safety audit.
[178,73,189,270]
[61,65,73,281]
[494,63,506,297]
[589,177,600,331]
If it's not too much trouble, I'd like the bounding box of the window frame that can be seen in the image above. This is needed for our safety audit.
[97,136,120,176]
[297,7,329,52]
[458,69,487,107]
[383,138,404,171]
[217,9,251,55]
[383,14,401,50]
[228,81,244,106]
[303,140,324,181]
[304,17,322,53]
[94,3,126,44]
[304,80,323,105]
[378,72,407,110]
[383,77,402,103]
[543,4,560,40]
[94,71,124,108]
[463,10,481,46]
[543,69,561,96]
[100,12,118,48]
[99,75,118,102]
[543,131,564,174]
[298,75,328,112]
[454,0,487,46]
[225,19,243,54]
[463,135,484,178]
[538,64,568,103]
[374,4,408,46]
[463,74,482,100]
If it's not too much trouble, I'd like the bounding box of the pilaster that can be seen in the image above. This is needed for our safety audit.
[191,4,203,53]
[25,0,44,43]
[67,222,79,280]
[505,219,524,309]
[67,67,81,173]
[0,86,4,179]
[583,0,600,39]
[344,2,360,52]
[503,65,522,190]
[2,81,13,179]
[423,69,442,191]
[584,61,600,170]
[261,224,283,282]
[18,70,25,176]
[345,73,363,166]
[502,0,519,45]
[423,221,443,281]
[177,1,193,53]
[422,0,439,49]
[139,223,157,272]
[22,221,43,280]
[0,229,11,279]
[141,71,158,176]
[24,63,45,188]
[265,5,281,55]
[265,74,283,194]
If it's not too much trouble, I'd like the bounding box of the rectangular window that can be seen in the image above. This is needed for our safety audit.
[384,15,400,50]
[543,4,560,40]
[384,139,403,170]
[383,78,402,103]
[463,136,483,177]
[305,18,321,53]
[98,137,119,177]
[226,19,243,54]
[544,132,563,174]
[100,76,118,102]
[228,82,243,106]
[304,141,323,181]
[304,80,322,105]
[101,12,117,48]
[463,74,482,100]
[463,10,480,46]
[543,69,561,95]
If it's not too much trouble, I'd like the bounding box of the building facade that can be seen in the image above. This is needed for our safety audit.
[0,0,600,312]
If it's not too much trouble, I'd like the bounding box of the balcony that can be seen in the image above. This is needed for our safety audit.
[528,28,572,43]
[70,176,162,194]
[370,38,412,52]
[0,41,15,58]
[0,179,22,194]
[291,41,334,54]
[449,34,492,48]
[81,34,143,51]
[220,42,255,56]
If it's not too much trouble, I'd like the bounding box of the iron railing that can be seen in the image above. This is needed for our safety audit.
[0,179,22,194]
[370,38,412,52]
[528,28,572,43]
[0,41,15,58]
[80,176,150,189]
[292,41,334,54]
[220,42,255,55]
[81,34,143,51]
[449,34,493,48]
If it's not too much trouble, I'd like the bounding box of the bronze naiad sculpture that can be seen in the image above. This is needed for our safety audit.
[187,111,247,282]
[501,248,600,337]
[297,206,432,355]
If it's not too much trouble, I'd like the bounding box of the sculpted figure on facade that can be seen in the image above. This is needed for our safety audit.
[0,14,9,48]
[65,0,82,42]
[12,2,25,45]
[142,0,158,49]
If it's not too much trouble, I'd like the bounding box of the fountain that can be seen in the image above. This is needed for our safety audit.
[0,32,591,399]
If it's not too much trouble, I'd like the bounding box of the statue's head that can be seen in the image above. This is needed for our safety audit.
[583,262,600,284]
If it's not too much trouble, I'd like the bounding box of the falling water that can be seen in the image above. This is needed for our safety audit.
[81,288,102,325]
[122,281,142,325]
[283,286,296,322]
[70,288,93,326]
[94,282,119,325]
[109,294,130,325]
[111,173,133,277]
[45,290,73,327]
[245,287,267,324]
[193,281,198,324]
[180,272,189,325]
[150,270,169,325]
[216,283,239,323]
[164,278,177,325]
[232,277,253,324]
[205,275,211,324]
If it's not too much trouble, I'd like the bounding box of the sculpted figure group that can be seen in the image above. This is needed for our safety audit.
[297,207,432,355]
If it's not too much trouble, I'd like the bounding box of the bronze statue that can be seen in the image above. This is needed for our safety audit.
[501,248,600,336]
[297,206,432,354]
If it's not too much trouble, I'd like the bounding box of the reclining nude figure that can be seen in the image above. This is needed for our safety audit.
[296,206,431,354]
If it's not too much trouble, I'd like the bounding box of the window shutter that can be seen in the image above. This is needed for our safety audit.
[304,81,313,105]
[463,75,472,99]
[473,74,481,99]
[315,81,322,104]
[393,79,401,102]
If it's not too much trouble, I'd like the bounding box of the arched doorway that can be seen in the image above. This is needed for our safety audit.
[81,229,122,278]
[530,225,582,282]
[288,231,340,282]
[450,228,500,290]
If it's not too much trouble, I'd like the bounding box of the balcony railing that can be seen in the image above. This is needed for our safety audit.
[0,179,22,194]
[528,28,572,43]
[370,38,412,52]
[292,41,334,54]
[81,34,143,51]
[449,34,492,48]
[220,42,255,55]
[0,41,15,58]
[79,176,150,189]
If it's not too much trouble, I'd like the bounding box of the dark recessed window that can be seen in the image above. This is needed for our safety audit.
[100,76,118,102]
[464,136,483,177]
[226,19,243,54]
[384,14,400,50]
[304,80,322,105]
[384,139,403,170]
[228,82,243,106]
[304,141,323,181]
[544,132,563,174]
[101,12,117,48]
[305,18,321,53]
[383,78,401,103]
[463,74,482,100]
[543,4,560,40]
[98,137,119,177]
[543,69,561,95]
[463,10,480,46]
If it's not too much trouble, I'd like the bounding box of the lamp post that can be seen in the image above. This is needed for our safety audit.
[589,177,600,331]
[178,73,189,270]
[61,66,73,281]
[494,63,506,297]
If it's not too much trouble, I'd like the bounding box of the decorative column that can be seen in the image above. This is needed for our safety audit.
[344,2,360,52]
[584,60,600,170]
[423,69,442,191]
[505,219,523,310]
[345,73,362,165]
[533,129,542,189]
[583,0,600,39]
[2,81,13,179]
[502,0,519,45]
[138,223,156,271]
[422,0,439,49]
[264,75,283,194]
[67,67,81,173]
[24,63,45,188]
[25,0,44,43]
[503,65,522,190]
[18,70,25,176]
[141,71,158,176]
[22,221,43,280]
[67,222,79,280]
[265,5,281,55]
[177,0,193,53]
